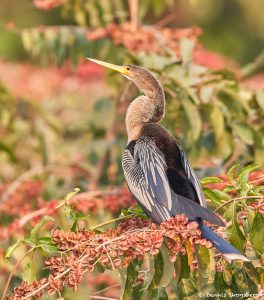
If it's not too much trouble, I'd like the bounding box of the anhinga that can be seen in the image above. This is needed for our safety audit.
[88,58,248,261]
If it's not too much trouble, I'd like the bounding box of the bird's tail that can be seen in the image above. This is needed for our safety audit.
[199,223,249,262]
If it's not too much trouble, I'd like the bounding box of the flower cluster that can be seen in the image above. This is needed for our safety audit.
[0,184,134,241]
[33,0,65,10]
[13,278,47,299]
[0,180,43,217]
[87,23,201,54]
[205,170,264,191]
[9,215,221,299]
[86,23,236,70]
[74,188,134,214]
[248,199,264,214]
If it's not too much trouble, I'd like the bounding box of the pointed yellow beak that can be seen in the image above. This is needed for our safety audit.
[87,58,131,76]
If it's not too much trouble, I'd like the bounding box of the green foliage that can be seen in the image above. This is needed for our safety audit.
[18,26,264,169]
[5,216,56,260]
[5,163,262,299]
[1,1,264,299]
[21,26,89,66]
[250,213,264,254]
[61,0,174,27]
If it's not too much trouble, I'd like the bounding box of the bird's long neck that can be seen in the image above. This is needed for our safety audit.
[125,75,165,141]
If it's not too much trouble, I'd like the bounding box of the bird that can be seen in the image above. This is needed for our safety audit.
[87,58,249,262]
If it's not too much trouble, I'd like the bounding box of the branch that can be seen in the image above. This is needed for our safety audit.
[90,296,118,300]
[21,227,151,299]
[90,214,133,230]
[92,284,120,295]
[17,188,124,228]
[128,0,138,32]
[214,196,263,213]
[1,247,36,300]
[0,165,89,207]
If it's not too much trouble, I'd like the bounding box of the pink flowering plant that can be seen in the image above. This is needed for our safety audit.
[1,164,263,299]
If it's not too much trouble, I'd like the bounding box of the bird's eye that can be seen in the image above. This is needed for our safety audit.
[126,67,130,71]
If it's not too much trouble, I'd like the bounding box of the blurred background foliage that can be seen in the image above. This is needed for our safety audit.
[0,0,264,188]
[1,0,264,64]
[0,1,264,299]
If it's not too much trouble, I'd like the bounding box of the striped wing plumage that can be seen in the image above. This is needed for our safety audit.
[178,144,207,208]
[122,138,172,223]
[122,137,225,226]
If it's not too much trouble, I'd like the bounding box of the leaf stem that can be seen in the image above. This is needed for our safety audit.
[90,215,133,230]
[214,196,263,213]
[1,247,37,300]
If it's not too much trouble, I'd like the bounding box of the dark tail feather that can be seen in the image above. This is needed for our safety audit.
[199,224,249,262]
[171,191,225,227]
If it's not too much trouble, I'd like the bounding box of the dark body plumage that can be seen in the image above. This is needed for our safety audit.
[127,124,198,203]
[122,123,225,226]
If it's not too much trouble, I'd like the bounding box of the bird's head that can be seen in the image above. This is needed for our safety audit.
[87,58,162,95]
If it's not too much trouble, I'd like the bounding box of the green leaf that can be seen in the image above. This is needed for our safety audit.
[71,220,78,232]
[223,186,236,193]
[64,204,74,221]
[30,216,55,243]
[157,287,168,300]
[203,187,222,205]
[152,251,164,287]
[178,254,190,280]
[179,278,198,299]
[39,244,58,253]
[226,202,246,251]
[119,268,127,299]
[140,255,155,295]
[179,38,195,66]
[212,189,231,201]
[216,131,233,159]
[196,246,216,295]
[227,163,240,182]
[222,267,232,285]
[0,140,18,162]
[237,164,260,196]
[159,245,174,287]
[181,97,202,142]
[243,263,260,286]
[174,255,181,283]
[232,261,252,293]
[5,241,21,259]
[256,90,264,109]
[209,106,225,142]
[232,123,254,145]
[95,262,106,273]
[121,262,138,300]
[201,177,223,185]
[250,213,264,253]
[75,211,88,220]
[237,164,260,186]
[21,237,36,247]
[149,288,159,300]
[22,252,37,283]
[65,188,80,204]
[152,0,166,15]
[37,237,52,244]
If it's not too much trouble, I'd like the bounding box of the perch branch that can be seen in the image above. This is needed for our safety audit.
[214,195,263,213]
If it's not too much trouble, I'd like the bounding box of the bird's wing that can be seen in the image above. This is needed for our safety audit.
[122,138,172,223]
[178,144,207,208]
[122,138,225,226]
